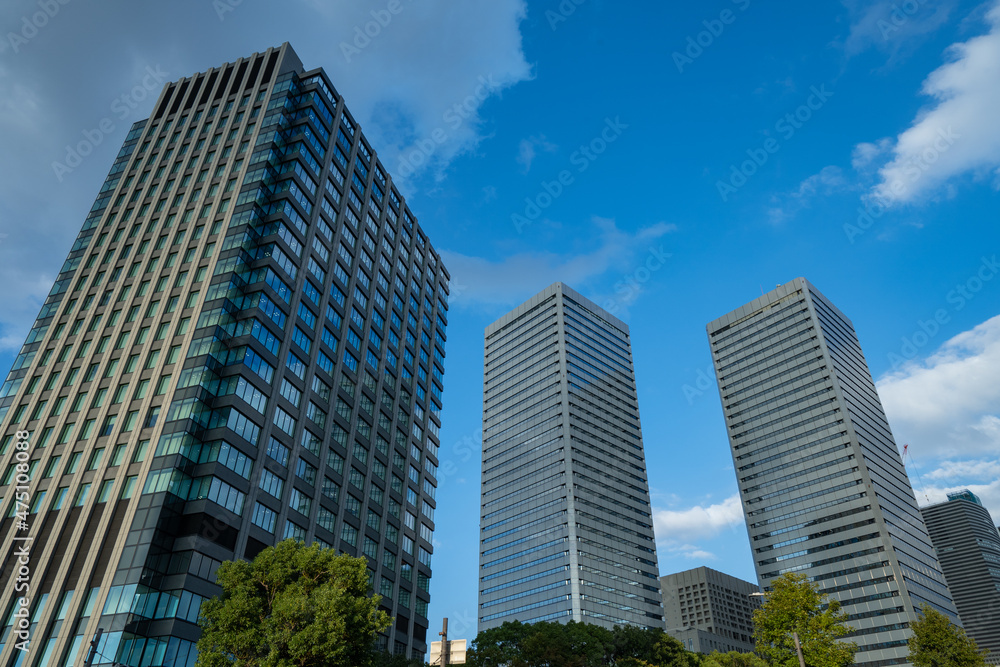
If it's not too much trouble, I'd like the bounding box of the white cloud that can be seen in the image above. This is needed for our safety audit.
[875,314,1000,523]
[304,0,533,188]
[441,217,677,310]
[652,495,744,543]
[865,0,1000,204]
[878,314,1000,458]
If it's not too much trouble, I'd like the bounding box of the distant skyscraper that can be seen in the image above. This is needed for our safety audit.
[921,490,1000,664]
[660,566,761,654]
[478,282,662,631]
[707,278,958,667]
[0,43,449,665]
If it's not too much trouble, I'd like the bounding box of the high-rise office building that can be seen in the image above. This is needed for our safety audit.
[660,566,761,654]
[921,490,1000,663]
[707,278,957,667]
[478,282,662,631]
[0,43,449,666]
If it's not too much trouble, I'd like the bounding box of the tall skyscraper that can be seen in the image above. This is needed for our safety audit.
[0,43,449,666]
[921,490,1000,663]
[478,282,662,631]
[660,566,761,654]
[707,278,957,667]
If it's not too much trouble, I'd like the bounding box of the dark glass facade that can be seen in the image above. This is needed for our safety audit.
[0,43,448,666]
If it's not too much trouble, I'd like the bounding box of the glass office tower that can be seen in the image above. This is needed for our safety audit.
[921,490,1000,664]
[707,278,957,667]
[0,43,449,665]
[478,282,662,632]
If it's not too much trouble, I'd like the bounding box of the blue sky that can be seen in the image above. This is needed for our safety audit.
[1,0,999,642]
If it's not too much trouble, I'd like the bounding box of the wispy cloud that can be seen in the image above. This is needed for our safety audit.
[768,165,849,223]
[441,217,677,310]
[852,138,893,171]
[841,0,956,62]
[924,458,1000,481]
[516,134,558,173]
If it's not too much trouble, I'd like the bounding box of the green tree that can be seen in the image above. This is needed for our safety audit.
[611,625,675,665]
[466,620,533,667]
[467,621,700,667]
[644,632,700,667]
[908,604,987,667]
[196,539,391,667]
[701,651,768,667]
[752,573,856,667]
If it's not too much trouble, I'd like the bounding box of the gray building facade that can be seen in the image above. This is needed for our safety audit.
[661,566,761,654]
[478,282,662,631]
[707,278,958,667]
[921,490,1000,664]
[0,43,448,665]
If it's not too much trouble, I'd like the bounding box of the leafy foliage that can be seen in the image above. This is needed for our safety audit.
[701,651,769,667]
[196,539,392,667]
[752,573,856,667]
[466,620,701,667]
[908,604,988,667]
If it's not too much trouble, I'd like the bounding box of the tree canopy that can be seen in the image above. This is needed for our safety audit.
[196,539,392,667]
[701,651,768,667]
[752,573,856,667]
[466,620,701,667]
[908,604,988,667]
